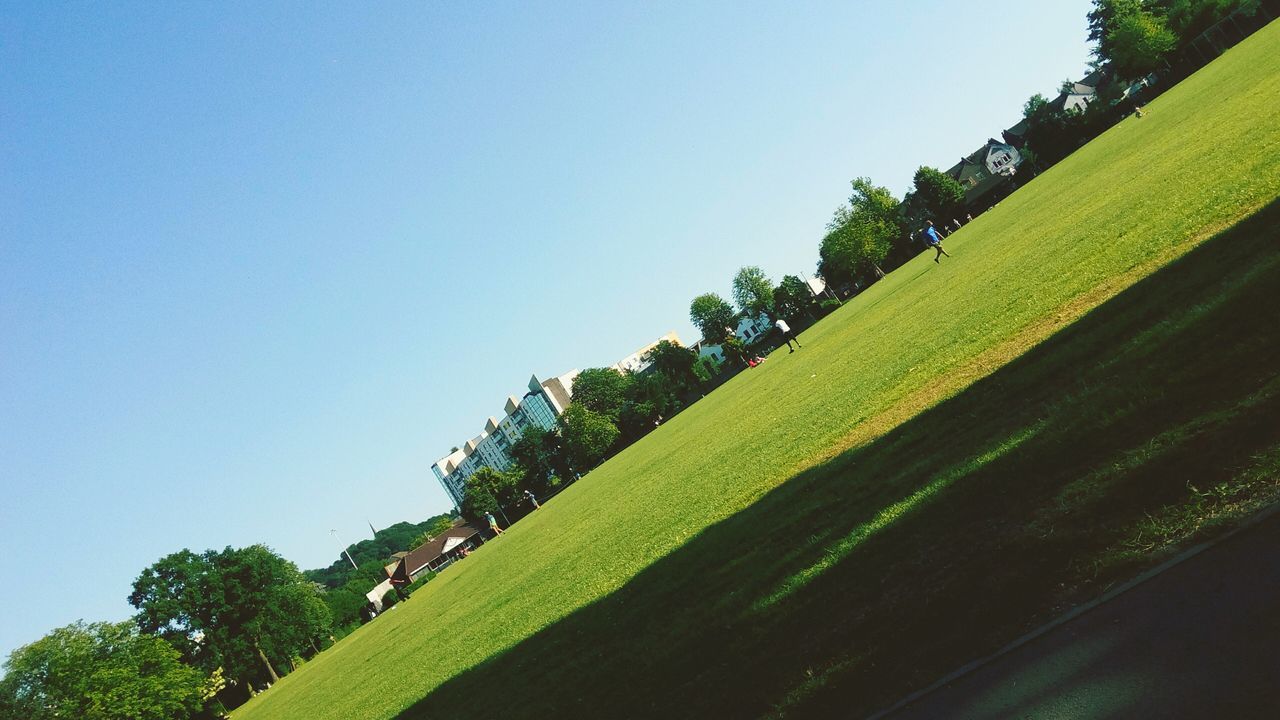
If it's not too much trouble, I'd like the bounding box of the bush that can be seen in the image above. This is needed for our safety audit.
[820,299,843,312]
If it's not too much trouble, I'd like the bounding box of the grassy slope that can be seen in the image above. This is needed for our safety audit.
[237,22,1280,720]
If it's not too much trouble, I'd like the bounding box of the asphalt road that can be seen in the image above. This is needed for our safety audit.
[882,510,1280,719]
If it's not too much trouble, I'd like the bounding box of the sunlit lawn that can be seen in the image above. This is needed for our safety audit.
[235,21,1280,720]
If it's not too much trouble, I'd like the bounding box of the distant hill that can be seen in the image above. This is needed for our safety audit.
[304,513,454,589]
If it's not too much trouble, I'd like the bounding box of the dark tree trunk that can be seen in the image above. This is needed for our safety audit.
[256,642,280,684]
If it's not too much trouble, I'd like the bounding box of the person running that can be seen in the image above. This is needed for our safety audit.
[775,317,801,352]
[523,489,540,510]
[922,220,951,263]
[485,511,504,536]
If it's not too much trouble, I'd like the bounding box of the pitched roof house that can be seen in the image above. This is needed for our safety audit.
[945,139,1024,209]
[384,521,485,585]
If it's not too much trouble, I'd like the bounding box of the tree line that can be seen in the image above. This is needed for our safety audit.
[1020,0,1266,169]
[690,0,1268,341]
[457,339,712,526]
[687,168,967,354]
[1,513,459,719]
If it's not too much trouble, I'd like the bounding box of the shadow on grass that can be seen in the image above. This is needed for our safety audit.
[396,201,1280,719]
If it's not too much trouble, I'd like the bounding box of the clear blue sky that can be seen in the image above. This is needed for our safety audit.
[0,1,1092,659]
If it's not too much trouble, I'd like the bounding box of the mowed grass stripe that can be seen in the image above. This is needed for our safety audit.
[235,21,1280,720]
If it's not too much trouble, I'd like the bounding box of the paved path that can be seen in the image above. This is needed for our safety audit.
[882,510,1280,719]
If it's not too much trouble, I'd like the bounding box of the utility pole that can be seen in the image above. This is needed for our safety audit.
[485,488,511,527]
[330,529,358,570]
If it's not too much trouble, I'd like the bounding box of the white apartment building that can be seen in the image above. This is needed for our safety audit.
[430,333,687,509]
[431,370,577,509]
[610,331,682,374]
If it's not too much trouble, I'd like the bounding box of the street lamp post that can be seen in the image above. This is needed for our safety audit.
[330,529,358,570]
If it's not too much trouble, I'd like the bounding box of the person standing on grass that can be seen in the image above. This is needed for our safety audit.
[486,511,504,536]
[524,489,540,510]
[922,220,951,263]
[775,317,801,352]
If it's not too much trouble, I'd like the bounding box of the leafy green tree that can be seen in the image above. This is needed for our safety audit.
[0,621,206,720]
[720,336,749,367]
[129,545,331,689]
[558,403,621,471]
[644,340,699,391]
[1088,0,1146,51]
[1089,0,1243,78]
[1159,0,1255,47]
[1018,92,1084,166]
[569,367,633,420]
[693,354,719,382]
[321,585,371,632]
[460,466,520,523]
[818,178,902,287]
[1106,7,1177,77]
[617,372,680,439]
[508,425,565,491]
[910,166,966,223]
[689,293,736,344]
[319,563,388,631]
[731,266,775,318]
[773,275,815,322]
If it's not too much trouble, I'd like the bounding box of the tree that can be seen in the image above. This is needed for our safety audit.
[731,266,774,318]
[1106,7,1177,77]
[558,403,621,471]
[129,545,331,689]
[617,372,681,439]
[1019,92,1084,166]
[644,340,699,392]
[720,336,749,367]
[693,354,720,382]
[773,275,815,322]
[910,166,966,223]
[508,425,564,492]
[1158,0,1256,49]
[0,621,206,720]
[818,177,902,288]
[460,465,520,523]
[319,563,388,631]
[1088,0,1146,51]
[569,367,633,420]
[689,293,736,344]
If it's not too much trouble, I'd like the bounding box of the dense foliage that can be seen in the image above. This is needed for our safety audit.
[689,293,737,344]
[129,545,331,689]
[569,367,632,420]
[0,621,206,720]
[819,178,903,288]
[731,266,775,318]
[461,466,521,522]
[558,404,622,472]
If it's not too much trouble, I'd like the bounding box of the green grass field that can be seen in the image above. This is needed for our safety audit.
[236,22,1280,720]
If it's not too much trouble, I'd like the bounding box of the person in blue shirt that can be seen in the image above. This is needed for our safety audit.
[921,220,951,263]
[485,511,505,536]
